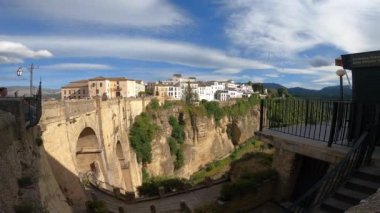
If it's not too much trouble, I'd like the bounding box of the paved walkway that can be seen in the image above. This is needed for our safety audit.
[89,183,224,213]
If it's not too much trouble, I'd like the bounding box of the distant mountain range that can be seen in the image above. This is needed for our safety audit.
[262,83,352,99]
[6,86,60,99]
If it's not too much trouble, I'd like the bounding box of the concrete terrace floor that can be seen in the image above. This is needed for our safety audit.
[87,183,224,213]
[257,129,351,164]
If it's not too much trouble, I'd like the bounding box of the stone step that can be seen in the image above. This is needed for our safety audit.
[345,177,380,194]
[334,188,369,204]
[320,198,352,213]
[355,166,380,182]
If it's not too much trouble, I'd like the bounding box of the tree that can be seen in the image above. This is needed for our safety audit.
[129,113,158,163]
[252,83,264,93]
[277,88,289,97]
[183,81,198,105]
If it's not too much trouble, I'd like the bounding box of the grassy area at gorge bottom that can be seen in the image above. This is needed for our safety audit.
[195,151,276,213]
[137,138,272,197]
[189,138,266,185]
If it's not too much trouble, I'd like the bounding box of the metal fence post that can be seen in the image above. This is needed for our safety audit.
[260,99,264,131]
[328,102,338,147]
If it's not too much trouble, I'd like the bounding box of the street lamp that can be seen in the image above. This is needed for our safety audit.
[16,67,23,76]
[336,69,346,100]
[16,64,36,97]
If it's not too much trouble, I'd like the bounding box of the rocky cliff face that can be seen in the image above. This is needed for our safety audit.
[146,105,260,178]
[0,107,71,213]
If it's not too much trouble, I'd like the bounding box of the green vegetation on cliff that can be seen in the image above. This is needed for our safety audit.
[197,95,260,125]
[168,115,186,170]
[131,97,260,177]
[129,112,158,164]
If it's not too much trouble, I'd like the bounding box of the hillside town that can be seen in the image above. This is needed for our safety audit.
[61,74,267,101]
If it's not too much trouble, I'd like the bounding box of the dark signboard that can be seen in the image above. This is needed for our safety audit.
[341,51,380,103]
[342,51,380,70]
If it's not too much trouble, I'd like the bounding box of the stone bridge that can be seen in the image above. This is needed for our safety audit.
[40,97,151,208]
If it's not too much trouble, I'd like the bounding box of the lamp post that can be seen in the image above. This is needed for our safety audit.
[336,69,346,100]
[16,64,36,97]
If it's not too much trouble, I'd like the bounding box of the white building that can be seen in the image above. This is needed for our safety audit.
[197,83,214,101]
[135,80,145,97]
[228,89,243,99]
[168,84,182,100]
[215,90,229,102]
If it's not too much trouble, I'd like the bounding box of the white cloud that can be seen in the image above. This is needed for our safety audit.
[278,68,318,75]
[265,73,280,78]
[6,0,188,29]
[1,35,272,71]
[0,41,52,64]
[224,0,380,56]
[41,63,113,70]
[214,68,241,74]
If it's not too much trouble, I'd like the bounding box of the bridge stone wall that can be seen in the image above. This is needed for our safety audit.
[40,97,151,207]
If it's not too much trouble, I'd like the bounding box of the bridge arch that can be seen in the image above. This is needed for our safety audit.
[76,127,105,180]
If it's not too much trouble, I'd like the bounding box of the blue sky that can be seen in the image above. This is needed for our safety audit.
[1,0,379,89]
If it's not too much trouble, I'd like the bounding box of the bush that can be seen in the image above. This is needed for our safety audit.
[205,161,221,172]
[163,100,174,109]
[167,137,179,155]
[202,101,224,124]
[230,152,273,169]
[129,113,158,163]
[174,148,185,170]
[220,169,277,201]
[168,115,186,170]
[142,168,150,183]
[85,200,108,213]
[224,96,259,119]
[35,138,43,146]
[149,98,160,110]
[138,177,191,196]
[18,176,33,188]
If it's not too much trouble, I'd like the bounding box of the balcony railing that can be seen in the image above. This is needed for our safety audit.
[260,99,354,147]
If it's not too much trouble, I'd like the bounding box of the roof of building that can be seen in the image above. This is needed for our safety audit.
[62,80,88,89]
[88,76,128,81]
[108,77,128,81]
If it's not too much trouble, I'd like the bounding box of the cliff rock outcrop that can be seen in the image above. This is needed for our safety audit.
[146,105,260,178]
[0,104,71,213]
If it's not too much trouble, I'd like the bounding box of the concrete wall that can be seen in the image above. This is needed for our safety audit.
[257,130,350,202]
[40,97,150,206]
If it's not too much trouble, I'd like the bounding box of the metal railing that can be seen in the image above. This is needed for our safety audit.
[24,96,42,127]
[261,99,353,146]
[286,131,372,212]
